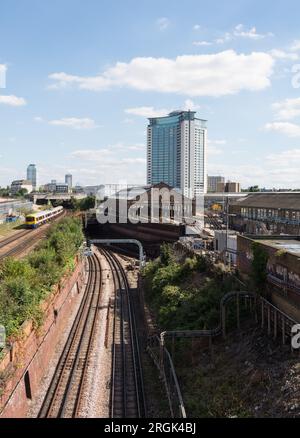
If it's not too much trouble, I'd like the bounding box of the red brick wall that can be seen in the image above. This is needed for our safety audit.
[0,257,86,418]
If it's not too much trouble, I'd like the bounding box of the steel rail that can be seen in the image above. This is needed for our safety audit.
[101,249,127,417]
[38,253,102,418]
[0,229,32,249]
[101,248,146,418]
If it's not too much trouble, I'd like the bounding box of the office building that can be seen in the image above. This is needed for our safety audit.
[11,180,33,195]
[217,181,241,193]
[65,174,73,189]
[207,176,225,193]
[147,110,207,198]
[27,164,37,190]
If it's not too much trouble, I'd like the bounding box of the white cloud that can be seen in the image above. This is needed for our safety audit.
[264,122,300,137]
[0,64,6,88]
[49,50,275,98]
[124,106,170,118]
[272,97,300,120]
[214,25,273,45]
[208,139,227,145]
[215,33,232,45]
[125,100,201,118]
[34,116,44,122]
[156,17,170,31]
[290,40,300,52]
[49,117,98,129]
[193,41,212,46]
[269,49,299,61]
[267,148,300,166]
[183,99,201,111]
[69,145,147,185]
[207,145,224,156]
[234,24,273,40]
[0,95,26,106]
[207,139,227,156]
[193,24,201,31]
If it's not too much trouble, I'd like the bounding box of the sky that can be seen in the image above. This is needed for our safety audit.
[1,0,300,189]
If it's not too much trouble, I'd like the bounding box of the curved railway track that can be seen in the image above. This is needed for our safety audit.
[38,246,146,418]
[101,248,146,418]
[0,212,67,261]
[38,253,102,418]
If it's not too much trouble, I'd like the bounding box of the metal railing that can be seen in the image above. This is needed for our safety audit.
[147,335,186,418]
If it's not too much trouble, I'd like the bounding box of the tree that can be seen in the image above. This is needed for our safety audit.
[251,243,269,292]
[79,196,95,211]
[15,188,28,198]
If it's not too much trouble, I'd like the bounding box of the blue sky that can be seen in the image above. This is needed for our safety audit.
[1,0,300,188]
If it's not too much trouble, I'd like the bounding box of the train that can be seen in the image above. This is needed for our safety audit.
[25,206,64,228]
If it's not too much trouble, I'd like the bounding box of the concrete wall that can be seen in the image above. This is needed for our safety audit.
[0,257,86,418]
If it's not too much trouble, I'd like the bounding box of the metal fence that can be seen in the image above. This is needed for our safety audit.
[147,335,186,418]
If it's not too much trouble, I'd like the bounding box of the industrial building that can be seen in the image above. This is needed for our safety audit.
[237,234,300,320]
[97,182,195,225]
[10,180,33,195]
[230,192,300,235]
[207,176,225,193]
[147,110,207,198]
[217,181,241,193]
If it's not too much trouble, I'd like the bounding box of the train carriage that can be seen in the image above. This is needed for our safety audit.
[25,206,63,228]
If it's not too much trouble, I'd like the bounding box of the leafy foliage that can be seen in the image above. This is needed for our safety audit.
[142,245,240,330]
[0,217,84,338]
[69,196,95,211]
[251,243,269,292]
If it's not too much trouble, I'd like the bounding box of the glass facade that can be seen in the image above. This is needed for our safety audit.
[147,111,207,196]
[27,164,37,189]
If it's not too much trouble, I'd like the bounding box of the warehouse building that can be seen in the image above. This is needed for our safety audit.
[237,234,300,320]
[230,193,300,235]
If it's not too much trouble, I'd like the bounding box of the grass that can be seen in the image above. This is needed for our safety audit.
[0,220,25,238]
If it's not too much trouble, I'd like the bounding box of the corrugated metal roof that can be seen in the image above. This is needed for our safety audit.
[232,193,300,209]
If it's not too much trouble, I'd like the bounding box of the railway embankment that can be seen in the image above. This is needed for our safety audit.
[0,217,85,417]
[142,243,300,418]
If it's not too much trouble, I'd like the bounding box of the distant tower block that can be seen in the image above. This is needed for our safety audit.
[27,164,37,190]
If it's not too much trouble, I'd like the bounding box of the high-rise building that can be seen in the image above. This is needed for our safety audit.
[207,176,225,193]
[147,110,207,198]
[65,174,73,189]
[27,164,37,190]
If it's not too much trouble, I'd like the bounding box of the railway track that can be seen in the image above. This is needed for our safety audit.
[0,212,67,261]
[0,229,32,250]
[38,253,102,418]
[101,248,146,418]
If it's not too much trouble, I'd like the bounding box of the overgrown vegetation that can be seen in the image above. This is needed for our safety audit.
[142,244,242,331]
[69,196,95,211]
[251,242,269,292]
[0,217,84,338]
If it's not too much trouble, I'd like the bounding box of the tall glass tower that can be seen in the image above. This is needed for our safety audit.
[27,164,37,190]
[147,111,207,197]
[65,174,73,189]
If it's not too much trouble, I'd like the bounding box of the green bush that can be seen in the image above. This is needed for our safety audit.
[143,244,241,331]
[0,217,84,338]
